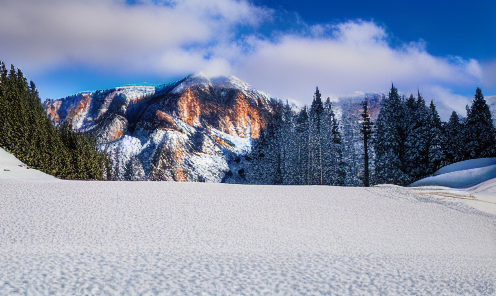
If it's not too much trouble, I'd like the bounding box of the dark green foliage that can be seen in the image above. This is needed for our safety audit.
[427,100,446,175]
[444,111,464,164]
[463,88,496,159]
[360,100,373,187]
[374,84,410,185]
[0,62,108,180]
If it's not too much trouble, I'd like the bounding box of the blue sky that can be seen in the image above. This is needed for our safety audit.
[0,0,495,119]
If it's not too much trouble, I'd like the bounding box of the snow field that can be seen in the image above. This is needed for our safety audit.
[1,181,495,295]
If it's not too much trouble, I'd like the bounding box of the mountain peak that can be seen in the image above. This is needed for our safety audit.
[171,73,253,95]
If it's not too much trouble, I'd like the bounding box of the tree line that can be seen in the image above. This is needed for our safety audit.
[374,84,496,186]
[244,85,496,186]
[0,62,108,180]
[1,62,494,184]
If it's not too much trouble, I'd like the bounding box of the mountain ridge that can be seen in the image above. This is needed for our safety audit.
[44,73,279,181]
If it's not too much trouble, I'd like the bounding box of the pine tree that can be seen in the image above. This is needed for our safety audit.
[374,84,410,185]
[444,111,464,164]
[309,87,324,184]
[330,105,346,185]
[0,62,108,180]
[427,100,446,175]
[464,88,496,159]
[295,106,309,184]
[360,100,373,187]
[403,91,430,181]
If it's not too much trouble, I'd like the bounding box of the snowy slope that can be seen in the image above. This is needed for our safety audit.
[409,164,496,189]
[0,148,58,181]
[434,158,496,176]
[0,181,494,294]
[409,158,496,189]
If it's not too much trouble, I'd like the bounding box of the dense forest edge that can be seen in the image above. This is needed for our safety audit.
[0,62,109,180]
[1,62,495,185]
[245,85,496,186]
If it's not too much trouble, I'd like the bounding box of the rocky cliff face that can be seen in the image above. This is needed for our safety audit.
[44,74,278,181]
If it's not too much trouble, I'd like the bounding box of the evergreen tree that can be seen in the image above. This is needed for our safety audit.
[374,84,410,185]
[464,88,496,158]
[0,62,108,180]
[309,87,324,184]
[444,111,464,164]
[427,100,446,174]
[360,100,373,187]
[329,103,346,185]
[295,106,309,184]
[403,91,430,181]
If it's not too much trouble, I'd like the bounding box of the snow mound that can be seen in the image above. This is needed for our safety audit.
[434,158,496,176]
[0,148,59,181]
[409,163,496,189]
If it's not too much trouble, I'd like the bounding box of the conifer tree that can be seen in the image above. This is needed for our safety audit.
[444,111,464,164]
[330,104,346,185]
[360,100,373,187]
[295,106,309,184]
[309,87,324,184]
[403,91,430,181]
[427,100,446,174]
[374,84,410,185]
[464,88,496,158]
[0,62,108,180]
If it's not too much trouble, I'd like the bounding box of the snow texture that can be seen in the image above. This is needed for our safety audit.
[409,157,496,189]
[434,158,496,176]
[1,179,495,295]
[0,148,59,181]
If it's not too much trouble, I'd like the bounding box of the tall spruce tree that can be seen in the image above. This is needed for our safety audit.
[295,106,309,184]
[426,100,446,175]
[374,84,410,185]
[360,100,373,187]
[464,87,496,158]
[309,87,325,184]
[404,91,430,181]
[444,111,464,164]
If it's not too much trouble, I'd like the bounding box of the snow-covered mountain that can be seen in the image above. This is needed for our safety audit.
[44,74,278,181]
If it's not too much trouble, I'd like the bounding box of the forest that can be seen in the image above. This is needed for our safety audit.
[245,85,496,186]
[0,62,108,180]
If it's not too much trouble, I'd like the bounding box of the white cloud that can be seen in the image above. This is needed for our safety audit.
[0,0,269,74]
[481,60,496,88]
[420,86,472,120]
[230,21,483,106]
[0,1,490,112]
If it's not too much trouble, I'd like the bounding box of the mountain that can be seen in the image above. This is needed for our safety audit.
[44,74,279,181]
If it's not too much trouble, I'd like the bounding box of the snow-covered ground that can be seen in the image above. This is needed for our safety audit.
[1,151,496,295]
[0,148,59,181]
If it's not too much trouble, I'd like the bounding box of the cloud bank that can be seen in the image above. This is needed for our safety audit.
[0,0,492,118]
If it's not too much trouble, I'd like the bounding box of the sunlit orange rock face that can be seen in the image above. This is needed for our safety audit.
[175,86,266,139]
[178,88,201,127]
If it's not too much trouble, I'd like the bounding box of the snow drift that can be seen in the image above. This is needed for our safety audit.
[409,158,496,189]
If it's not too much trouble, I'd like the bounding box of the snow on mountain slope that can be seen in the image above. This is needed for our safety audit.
[45,73,277,181]
[0,148,58,181]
